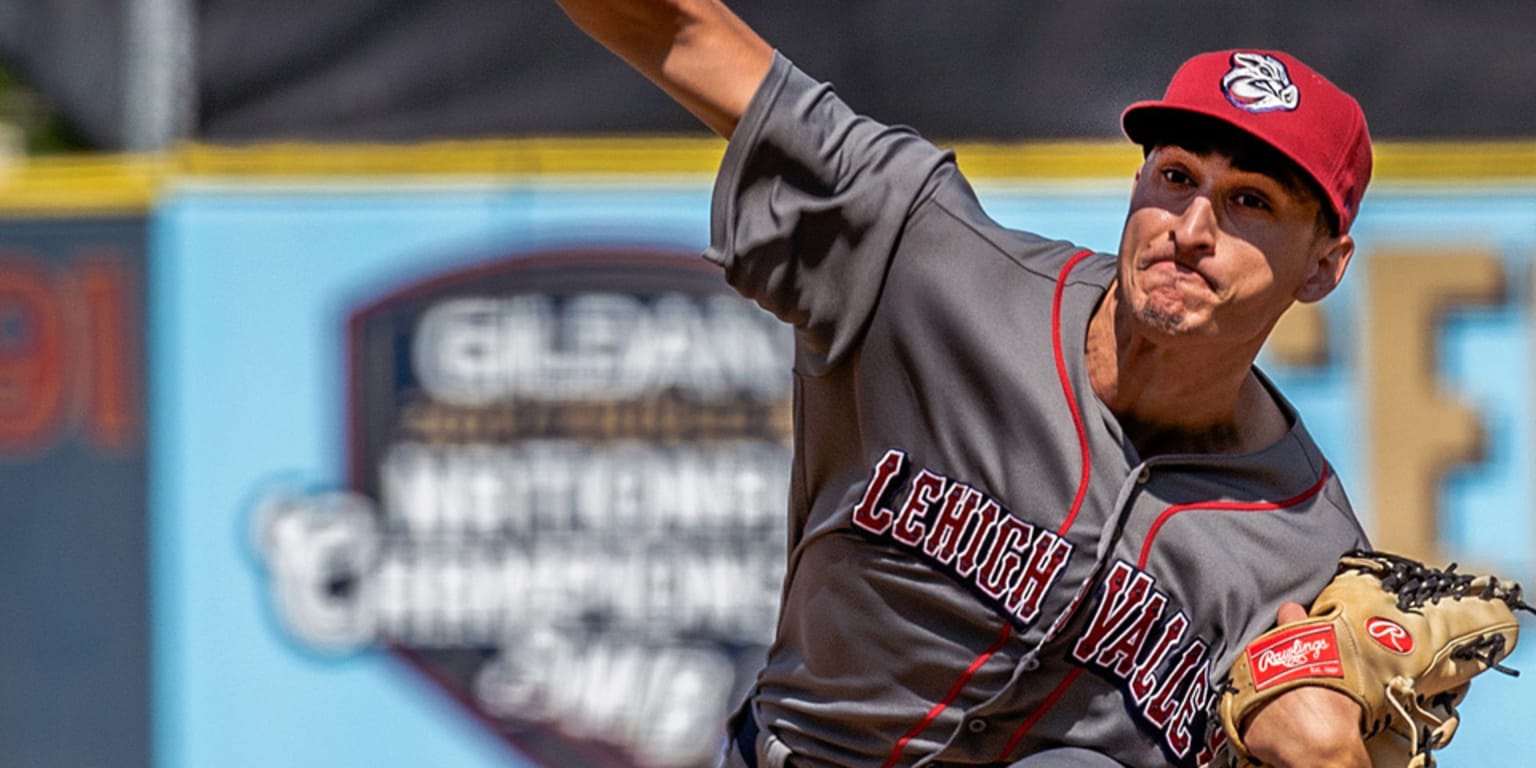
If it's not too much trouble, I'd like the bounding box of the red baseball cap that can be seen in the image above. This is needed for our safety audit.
[1122,50,1373,233]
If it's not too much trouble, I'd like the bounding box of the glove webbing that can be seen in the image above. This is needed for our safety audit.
[1344,549,1534,767]
[1345,548,1536,619]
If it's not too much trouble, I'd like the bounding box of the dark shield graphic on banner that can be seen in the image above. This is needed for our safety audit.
[252,248,793,767]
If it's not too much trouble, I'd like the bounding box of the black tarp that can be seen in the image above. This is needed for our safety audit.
[195,0,1536,143]
[4,3,1536,156]
[3,0,1536,148]
[0,0,128,148]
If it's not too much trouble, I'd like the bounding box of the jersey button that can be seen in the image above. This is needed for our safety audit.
[1021,657,1040,672]
[1136,466,1152,484]
[966,717,988,734]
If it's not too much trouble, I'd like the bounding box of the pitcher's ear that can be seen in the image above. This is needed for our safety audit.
[1296,235,1354,304]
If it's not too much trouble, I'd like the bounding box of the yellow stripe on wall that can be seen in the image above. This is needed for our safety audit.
[2,138,1536,214]
[0,154,163,214]
[174,137,731,178]
[1372,141,1536,179]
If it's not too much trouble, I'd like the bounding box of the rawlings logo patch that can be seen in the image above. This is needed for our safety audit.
[1221,52,1300,113]
[1367,617,1415,654]
[1248,624,1343,691]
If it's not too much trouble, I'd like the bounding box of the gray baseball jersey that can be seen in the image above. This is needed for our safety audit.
[706,54,1369,768]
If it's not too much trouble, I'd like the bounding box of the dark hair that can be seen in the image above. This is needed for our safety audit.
[1135,111,1339,236]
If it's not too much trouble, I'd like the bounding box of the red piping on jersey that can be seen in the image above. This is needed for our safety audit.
[1052,250,1096,537]
[986,250,1096,763]
[1136,463,1332,569]
[988,469,1331,763]
[884,250,1096,766]
[881,623,1014,768]
[994,667,1087,761]
[991,286,1331,761]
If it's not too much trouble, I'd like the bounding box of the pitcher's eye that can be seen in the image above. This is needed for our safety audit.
[1233,191,1271,211]
[1160,168,1193,186]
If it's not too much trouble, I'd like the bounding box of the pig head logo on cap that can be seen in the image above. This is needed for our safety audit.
[1221,52,1301,113]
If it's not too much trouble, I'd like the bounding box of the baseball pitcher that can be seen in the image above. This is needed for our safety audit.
[552,2,1528,767]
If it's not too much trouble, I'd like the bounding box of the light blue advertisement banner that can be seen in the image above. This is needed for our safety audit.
[152,176,1535,767]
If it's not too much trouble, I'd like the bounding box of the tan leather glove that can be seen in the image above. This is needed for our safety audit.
[1218,550,1531,768]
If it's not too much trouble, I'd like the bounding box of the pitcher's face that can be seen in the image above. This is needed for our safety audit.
[1117,145,1352,347]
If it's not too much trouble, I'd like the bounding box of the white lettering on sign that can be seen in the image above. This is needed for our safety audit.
[254,440,789,649]
[252,491,381,652]
[255,277,795,767]
[476,631,737,768]
[251,435,789,767]
[413,293,791,404]
[380,440,786,538]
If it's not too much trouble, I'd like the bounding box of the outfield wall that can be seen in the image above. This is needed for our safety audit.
[1,139,1533,767]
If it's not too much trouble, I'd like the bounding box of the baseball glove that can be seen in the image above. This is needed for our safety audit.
[1217,549,1533,767]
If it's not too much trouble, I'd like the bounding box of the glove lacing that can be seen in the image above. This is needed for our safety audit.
[1344,549,1535,767]
[1343,548,1535,618]
[1383,677,1460,768]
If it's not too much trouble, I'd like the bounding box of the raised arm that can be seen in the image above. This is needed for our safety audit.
[555,0,774,138]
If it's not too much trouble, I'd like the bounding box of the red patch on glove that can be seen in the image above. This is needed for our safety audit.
[1247,624,1344,691]
[1366,617,1414,654]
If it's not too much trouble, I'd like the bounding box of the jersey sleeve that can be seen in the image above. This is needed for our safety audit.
[706,52,955,368]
